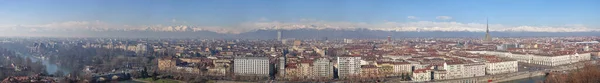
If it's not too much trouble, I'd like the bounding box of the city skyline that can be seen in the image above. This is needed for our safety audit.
[1,1,600,83]
[0,0,599,37]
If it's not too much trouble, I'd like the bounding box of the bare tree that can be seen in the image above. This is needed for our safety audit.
[545,63,600,83]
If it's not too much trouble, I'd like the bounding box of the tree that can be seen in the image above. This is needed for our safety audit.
[545,63,600,83]
[400,73,406,80]
[407,73,411,81]
[152,71,159,81]
[0,70,5,80]
[53,71,64,77]
[141,67,149,78]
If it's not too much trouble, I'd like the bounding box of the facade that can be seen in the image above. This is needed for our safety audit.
[393,63,412,75]
[360,65,381,79]
[412,69,431,82]
[438,62,486,80]
[293,40,302,46]
[469,51,591,66]
[234,57,270,76]
[298,61,314,79]
[444,63,464,79]
[433,70,448,80]
[179,58,202,63]
[337,56,361,79]
[207,67,227,76]
[158,58,178,71]
[135,43,147,54]
[376,61,411,76]
[312,58,333,79]
[278,57,286,77]
[378,65,394,77]
[284,65,300,80]
[175,66,201,74]
[462,63,486,77]
[485,60,518,75]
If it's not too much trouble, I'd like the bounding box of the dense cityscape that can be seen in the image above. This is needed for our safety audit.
[2,0,600,83]
[1,28,600,83]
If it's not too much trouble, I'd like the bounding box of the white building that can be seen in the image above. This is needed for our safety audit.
[433,70,448,80]
[393,62,412,75]
[234,57,270,76]
[278,57,286,77]
[442,62,485,79]
[412,69,431,82]
[313,58,333,79]
[462,63,486,77]
[468,51,591,66]
[135,43,147,54]
[343,39,354,44]
[444,62,464,79]
[337,56,361,79]
[485,60,518,75]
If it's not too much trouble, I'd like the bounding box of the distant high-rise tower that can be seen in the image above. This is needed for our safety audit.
[484,19,492,41]
[277,30,282,41]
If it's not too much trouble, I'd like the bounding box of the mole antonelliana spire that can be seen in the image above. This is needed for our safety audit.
[484,18,491,41]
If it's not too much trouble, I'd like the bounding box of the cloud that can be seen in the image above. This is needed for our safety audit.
[1,19,597,34]
[0,20,135,32]
[235,19,599,33]
[436,16,452,20]
[407,16,418,20]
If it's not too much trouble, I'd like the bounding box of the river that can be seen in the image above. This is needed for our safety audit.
[16,52,72,75]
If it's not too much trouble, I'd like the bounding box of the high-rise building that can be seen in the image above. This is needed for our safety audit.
[337,55,361,79]
[234,57,271,76]
[278,57,286,77]
[277,30,282,41]
[313,58,333,79]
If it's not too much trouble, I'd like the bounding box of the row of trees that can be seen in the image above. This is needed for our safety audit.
[544,63,600,83]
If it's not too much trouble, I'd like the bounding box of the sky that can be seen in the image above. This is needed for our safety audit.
[0,0,599,34]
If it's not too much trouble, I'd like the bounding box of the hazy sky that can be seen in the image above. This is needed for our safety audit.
[0,0,599,34]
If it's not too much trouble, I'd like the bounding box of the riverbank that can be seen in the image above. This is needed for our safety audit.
[15,52,72,75]
[129,78,185,83]
[500,76,546,83]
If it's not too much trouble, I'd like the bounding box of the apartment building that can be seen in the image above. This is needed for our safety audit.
[234,57,270,76]
[337,55,361,79]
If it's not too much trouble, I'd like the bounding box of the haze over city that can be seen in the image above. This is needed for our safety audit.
[1,0,600,83]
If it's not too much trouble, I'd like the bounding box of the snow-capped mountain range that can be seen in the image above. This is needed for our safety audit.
[2,21,599,38]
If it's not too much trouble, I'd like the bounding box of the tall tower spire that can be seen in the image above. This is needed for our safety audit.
[486,19,489,33]
[484,18,491,41]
